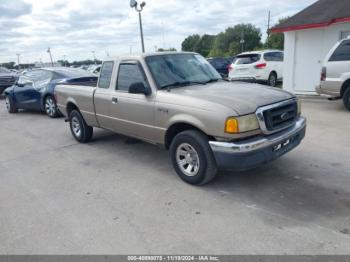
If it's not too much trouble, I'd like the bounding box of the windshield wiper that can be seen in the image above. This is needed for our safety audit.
[160,81,206,90]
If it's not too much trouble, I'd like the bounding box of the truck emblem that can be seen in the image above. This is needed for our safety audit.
[280,112,289,120]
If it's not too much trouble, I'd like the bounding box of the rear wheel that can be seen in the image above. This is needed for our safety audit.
[5,95,17,113]
[268,72,277,87]
[69,110,93,143]
[170,130,217,185]
[343,87,350,111]
[44,96,58,118]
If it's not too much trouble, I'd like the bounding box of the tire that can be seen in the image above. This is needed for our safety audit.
[5,95,18,113]
[44,96,59,118]
[343,87,350,111]
[170,130,218,185]
[268,72,277,87]
[69,110,93,143]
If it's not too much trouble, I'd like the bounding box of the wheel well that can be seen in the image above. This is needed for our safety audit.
[66,102,78,117]
[164,123,212,149]
[340,79,350,97]
[270,71,277,78]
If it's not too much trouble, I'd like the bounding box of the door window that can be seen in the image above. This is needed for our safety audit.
[329,40,350,62]
[98,61,114,89]
[116,63,148,92]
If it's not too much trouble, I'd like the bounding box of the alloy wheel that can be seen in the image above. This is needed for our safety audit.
[71,116,82,138]
[5,96,10,112]
[45,97,56,117]
[176,143,200,177]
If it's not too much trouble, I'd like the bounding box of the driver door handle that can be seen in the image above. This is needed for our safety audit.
[112,97,118,104]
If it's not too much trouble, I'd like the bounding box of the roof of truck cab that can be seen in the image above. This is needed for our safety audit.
[108,51,198,61]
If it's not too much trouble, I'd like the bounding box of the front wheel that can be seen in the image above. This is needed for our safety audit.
[343,87,350,111]
[69,110,93,143]
[5,95,17,113]
[170,130,218,185]
[268,72,277,87]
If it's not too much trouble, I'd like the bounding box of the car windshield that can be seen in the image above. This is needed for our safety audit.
[145,54,221,89]
[235,54,261,65]
[0,67,11,73]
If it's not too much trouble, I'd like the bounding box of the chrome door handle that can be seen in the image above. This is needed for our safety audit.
[112,97,118,104]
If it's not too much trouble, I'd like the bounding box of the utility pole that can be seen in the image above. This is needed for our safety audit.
[240,31,245,53]
[47,47,54,67]
[63,55,66,67]
[266,10,271,48]
[92,51,96,65]
[16,53,20,70]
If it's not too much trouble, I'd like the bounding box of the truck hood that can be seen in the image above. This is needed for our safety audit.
[167,81,294,115]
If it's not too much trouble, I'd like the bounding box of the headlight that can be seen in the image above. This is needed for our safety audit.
[225,114,259,134]
[297,99,301,115]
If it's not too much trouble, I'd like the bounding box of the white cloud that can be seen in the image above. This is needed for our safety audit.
[0,0,316,63]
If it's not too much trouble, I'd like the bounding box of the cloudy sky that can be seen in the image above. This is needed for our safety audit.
[0,0,316,64]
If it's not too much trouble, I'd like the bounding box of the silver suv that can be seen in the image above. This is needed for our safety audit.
[316,37,350,111]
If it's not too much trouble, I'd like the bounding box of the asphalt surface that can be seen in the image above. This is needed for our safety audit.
[0,96,350,254]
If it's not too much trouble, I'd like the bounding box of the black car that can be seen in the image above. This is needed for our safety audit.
[0,67,17,94]
[207,57,234,77]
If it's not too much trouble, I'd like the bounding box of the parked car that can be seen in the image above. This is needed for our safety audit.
[55,52,306,185]
[316,37,350,111]
[0,67,18,94]
[4,67,97,117]
[207,57,234,77]
[228,50,284,87]
[88,64,102,75]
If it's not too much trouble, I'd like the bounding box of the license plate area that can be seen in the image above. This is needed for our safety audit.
[273,138,293,152]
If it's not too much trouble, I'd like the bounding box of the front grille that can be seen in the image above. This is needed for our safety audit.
[262,101,298,131]
[0,76,15,86]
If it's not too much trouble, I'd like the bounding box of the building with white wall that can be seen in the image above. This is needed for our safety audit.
[272,0,350,94]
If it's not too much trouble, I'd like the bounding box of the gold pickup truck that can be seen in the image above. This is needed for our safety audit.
[55,52,306,185]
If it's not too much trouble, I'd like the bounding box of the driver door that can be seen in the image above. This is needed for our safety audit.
[109,61,157,142]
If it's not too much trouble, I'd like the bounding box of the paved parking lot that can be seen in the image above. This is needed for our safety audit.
[0,96,350,254]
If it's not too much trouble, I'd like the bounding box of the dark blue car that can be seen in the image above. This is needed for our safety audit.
[4,67,97,117]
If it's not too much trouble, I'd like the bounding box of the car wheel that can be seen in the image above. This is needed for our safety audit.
[268,72,277,87]
[170,130,218,185]
[5,95,17,113]
[44,96,58,118]
[69,110,93,143]
[343,87,350,111]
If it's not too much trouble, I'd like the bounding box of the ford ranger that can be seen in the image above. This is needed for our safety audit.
[55,52,306,185]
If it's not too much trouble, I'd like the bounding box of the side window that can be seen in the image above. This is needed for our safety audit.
[329,40,350,62]
[264,53,273,61]
[98,61,114,89]
[274,52,284,62]
[116,63,148,92]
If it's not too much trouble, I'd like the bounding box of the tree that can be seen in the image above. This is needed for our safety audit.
[181,34,201,52]
[209,24,262,57]
[158,48,177,52]
[266,17,290,50]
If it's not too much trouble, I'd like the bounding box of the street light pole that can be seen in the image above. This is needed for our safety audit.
[130,0,146,53]
[92,51,96,65]
[16,53,20,70]
[47,47,54,67]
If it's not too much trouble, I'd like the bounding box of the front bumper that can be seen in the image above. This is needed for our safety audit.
[209,117,306,171]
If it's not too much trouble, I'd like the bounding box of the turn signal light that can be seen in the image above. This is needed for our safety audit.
[225,118,239,134]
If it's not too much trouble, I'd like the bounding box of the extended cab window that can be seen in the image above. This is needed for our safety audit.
[98,61,114,89]
[116,63,148,92]
[329,40,350,62]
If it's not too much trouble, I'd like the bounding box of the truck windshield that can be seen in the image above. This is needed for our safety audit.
[145,54,221,89]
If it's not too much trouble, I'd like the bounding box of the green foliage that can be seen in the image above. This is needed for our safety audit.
[158,47,177,52]
[265,17,290,50]
[181,24,262,57]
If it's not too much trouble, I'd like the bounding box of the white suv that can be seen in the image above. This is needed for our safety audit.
[228,50,284,87]
[316,37,350,111]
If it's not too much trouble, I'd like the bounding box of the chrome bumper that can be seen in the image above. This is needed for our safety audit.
[209,117,306,154]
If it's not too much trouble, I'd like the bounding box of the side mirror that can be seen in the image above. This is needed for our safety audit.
[129,82,151,95]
